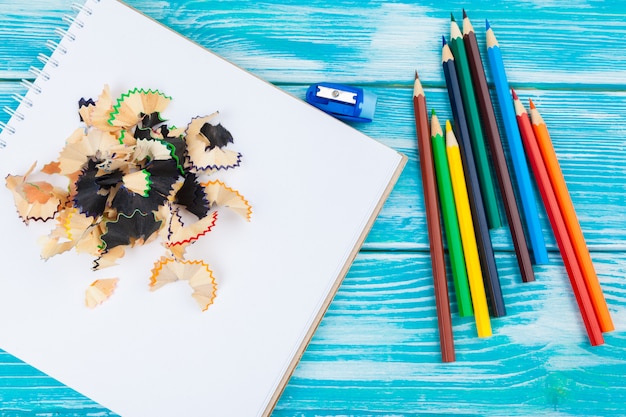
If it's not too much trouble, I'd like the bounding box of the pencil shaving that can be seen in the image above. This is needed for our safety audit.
[5,162,68,224]
[149,257,217,311]
[202,180,253,221]
[6,85,251,310]
[108,88,171,129]
[85,278,119,308]
[165,209,219,255]
[185,115,242,172]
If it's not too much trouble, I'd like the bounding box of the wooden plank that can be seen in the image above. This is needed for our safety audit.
[274,251,626,416]
[0,1,625,87]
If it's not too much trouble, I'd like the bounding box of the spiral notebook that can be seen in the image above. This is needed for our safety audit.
[0,0,405,416]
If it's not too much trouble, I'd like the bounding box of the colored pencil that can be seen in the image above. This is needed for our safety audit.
[431,110,474,317]
[446,120,492,337]
[485,20,549,265]
[449,15,501,230]
[529,99,614,333]
[442,39,506,318]
[462,10,535,283]
[513,92,603,346]
[413,72,455,362]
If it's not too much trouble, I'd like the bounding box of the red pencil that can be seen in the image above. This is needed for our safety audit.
[413,72,455,362]
[529,99,613,333]
[513,90,603,346]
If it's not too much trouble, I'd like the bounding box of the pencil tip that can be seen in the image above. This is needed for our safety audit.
[432,108,436,116]
[451,13,455,22]
[462,9,467,19]
[529,98,536,109]
[486,19,491,30]
[445,120,452,132]
[415,70,418,80]
[511,88,518,100]
[442,35,447,46]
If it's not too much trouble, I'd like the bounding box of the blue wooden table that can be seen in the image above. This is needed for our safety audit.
[1,1,626,415]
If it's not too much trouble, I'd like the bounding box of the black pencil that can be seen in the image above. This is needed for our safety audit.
[461,10,535,283]
[442,37,506,317]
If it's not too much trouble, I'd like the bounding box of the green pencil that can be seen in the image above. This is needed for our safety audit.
[431,110,473,317]
[449,15,501,229]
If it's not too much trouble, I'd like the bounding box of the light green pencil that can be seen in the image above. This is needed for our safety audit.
[449,15,501,229]
[430,110,473,317]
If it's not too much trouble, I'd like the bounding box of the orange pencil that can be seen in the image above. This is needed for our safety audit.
[529,99,613,333]
[514,92,603,345]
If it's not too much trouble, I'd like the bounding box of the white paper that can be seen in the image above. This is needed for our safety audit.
[0,1,405,416]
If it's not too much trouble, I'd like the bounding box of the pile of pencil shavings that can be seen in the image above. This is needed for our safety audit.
[5,85,252,310]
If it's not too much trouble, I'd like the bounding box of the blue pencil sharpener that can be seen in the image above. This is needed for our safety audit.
[305,82,377,123]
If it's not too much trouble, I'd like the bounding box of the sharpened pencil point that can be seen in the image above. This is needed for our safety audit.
[529,98,536,109]
[463,9,467,19]
[445,120,452,133]
[432,108,436,116]
[451,13,455,22]
[511,89,518,100]
[442,35,447,46]
[413,72,424,98]
[486,19,491,30]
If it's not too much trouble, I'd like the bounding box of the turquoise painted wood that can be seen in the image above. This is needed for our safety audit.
[0,0,625,415]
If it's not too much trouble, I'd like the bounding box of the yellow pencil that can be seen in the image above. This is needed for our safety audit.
[445,120,492,338]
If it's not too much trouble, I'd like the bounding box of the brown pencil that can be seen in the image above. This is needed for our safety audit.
[462,10,535,283]
[413,71,455,362]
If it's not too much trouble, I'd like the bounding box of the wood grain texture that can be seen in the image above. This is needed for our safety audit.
[1,1,626,87]
[275,252,626,417]
[0,0,625,415]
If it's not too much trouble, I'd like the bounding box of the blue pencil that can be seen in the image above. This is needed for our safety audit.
[442,38,506,318]
[485,20,549,265]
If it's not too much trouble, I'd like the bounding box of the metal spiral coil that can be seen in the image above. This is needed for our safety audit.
[11,94,33,108]
[3,106,25,122]
[0,0,97,142]
[36,54,59,69]
[28,65,51,81]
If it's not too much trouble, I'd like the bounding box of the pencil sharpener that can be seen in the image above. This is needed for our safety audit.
[305,82,377,123]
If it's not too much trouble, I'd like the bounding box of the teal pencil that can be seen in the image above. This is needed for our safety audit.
[485,20,549,264]
[431,110,473,317]
[449,15,501,230]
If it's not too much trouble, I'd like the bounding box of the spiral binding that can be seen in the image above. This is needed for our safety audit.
[0,1,97,147]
